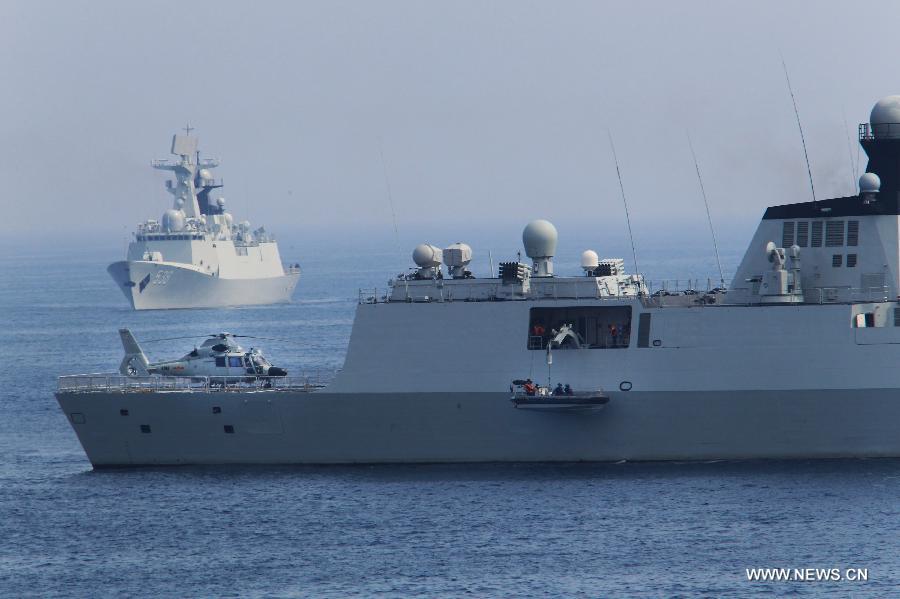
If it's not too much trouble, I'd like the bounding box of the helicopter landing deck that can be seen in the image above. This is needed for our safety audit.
[57,374,333,395]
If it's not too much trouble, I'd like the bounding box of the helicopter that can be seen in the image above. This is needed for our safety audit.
[118,329,288,381]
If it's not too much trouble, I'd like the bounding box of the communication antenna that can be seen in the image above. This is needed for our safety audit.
[607,131,639,275]
[378,137,408,297]
[488,250,495,278]
[841,109,858,193]
[687,133,725,287]
[781,57,816,202]
[378,137,402,252]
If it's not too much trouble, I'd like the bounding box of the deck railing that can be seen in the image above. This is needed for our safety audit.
[359,276,729,305]
[57,372,334,394]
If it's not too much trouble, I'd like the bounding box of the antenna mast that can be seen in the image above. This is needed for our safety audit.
[378,137,408,297]
[781,58,816,202]
[378,137,402,251]
[687,133,725,287]
[842,109,859,194]
[607,132,639,275]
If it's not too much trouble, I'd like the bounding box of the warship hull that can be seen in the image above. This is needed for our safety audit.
[56,389,900,466]
[108,260,300,310]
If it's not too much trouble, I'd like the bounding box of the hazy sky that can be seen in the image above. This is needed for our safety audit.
[2,0,898,254]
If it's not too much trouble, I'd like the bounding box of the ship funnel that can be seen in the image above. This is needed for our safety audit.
[522,219,558,277]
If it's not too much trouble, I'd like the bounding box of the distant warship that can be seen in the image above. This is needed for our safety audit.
[60,97,900,465]
[107,132,300,309]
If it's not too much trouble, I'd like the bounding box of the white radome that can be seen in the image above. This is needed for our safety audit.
[581,250,600,270]
[413,244,443,268]
[859,172,881,193]
[443,242,472,267]
[161,208,185,232]
[522,219,558,258]
[870,96,900,127]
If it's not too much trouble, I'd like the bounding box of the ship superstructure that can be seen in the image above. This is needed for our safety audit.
[107,133,300,309]
[60,97,900,466]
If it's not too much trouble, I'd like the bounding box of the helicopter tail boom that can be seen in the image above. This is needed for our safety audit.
[118,329,151,376]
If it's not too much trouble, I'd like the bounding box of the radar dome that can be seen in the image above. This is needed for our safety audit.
[522,219,558,258]
[174,197,185,209]
[216,197,226,207]
[581,250,600,270]
[161,209,185,232]
[223,212,234,227]
[870,96,900,126]
[412,244,442,268]
[859,172,881,193]
[443,242,472,267]
[198,168,213,180]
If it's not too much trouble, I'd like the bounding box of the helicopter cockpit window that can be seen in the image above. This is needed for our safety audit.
[228,356,242,368]
[215,357,226,368]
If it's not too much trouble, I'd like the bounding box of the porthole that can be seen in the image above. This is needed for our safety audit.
[224,425,235,434]
[120,409,129,416]
[140,424,151,433]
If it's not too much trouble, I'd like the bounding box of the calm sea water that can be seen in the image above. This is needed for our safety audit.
[1,240,898,597]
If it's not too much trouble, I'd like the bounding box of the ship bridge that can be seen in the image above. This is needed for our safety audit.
[726,96,900,306]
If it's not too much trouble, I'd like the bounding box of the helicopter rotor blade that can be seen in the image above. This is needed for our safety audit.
[229,335,293,342]
[140,335,213,343]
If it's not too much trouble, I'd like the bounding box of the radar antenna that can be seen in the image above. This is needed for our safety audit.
[781,57,816,202]
[687,133,725,287]
[607,131,639,276]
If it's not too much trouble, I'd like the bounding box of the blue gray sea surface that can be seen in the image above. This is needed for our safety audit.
[0,240,898,598]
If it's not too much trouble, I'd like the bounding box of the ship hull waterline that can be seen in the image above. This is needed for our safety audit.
[56,389,900,467]
[108,260,300,310]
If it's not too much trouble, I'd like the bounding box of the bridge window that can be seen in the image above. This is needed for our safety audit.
[228,356,243,367]
[528,306,633,349]
[826,221,844,246]
[832,254,842,267]
[847,254,857,267]
[811,221,823,247]
[782,222,795,248]
[847,220,859,246]
[215,357,226,367]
